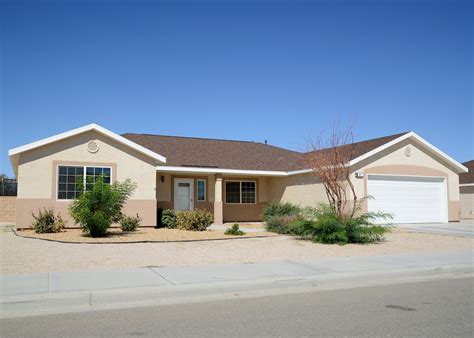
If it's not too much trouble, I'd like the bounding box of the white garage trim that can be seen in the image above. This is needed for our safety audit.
[349,132,468,174]
[367,174,448,223]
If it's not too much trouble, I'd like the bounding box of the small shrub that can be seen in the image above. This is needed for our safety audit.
[225,223,245,236]
[162,209,177,228]
[31,208,65,233]
[69,177,136,237]
[262,202,301,222]
[120,214,142,232]
[286,204,391,245]
[265,215,297,234]
[176,209,214,231]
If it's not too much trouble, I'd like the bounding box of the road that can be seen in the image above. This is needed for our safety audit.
[1,277,472,337]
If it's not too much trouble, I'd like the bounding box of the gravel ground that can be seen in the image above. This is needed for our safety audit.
[1,229,472,275]
[14,228,276,243]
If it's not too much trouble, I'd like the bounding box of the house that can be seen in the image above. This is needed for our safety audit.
[8,124,468,228]
[459,160,474,219]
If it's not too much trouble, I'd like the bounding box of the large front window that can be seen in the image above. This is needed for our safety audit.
[57,165,111,200]
[225,181,256,204]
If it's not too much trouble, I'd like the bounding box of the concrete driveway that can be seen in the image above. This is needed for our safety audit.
[395,222,474,238]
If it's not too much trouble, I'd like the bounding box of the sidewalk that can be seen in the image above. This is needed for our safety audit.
[1,250,472,318]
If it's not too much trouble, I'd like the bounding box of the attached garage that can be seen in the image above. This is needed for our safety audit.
[367,175,448,223]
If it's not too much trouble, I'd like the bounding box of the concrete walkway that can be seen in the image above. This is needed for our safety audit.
[395,222,474,238]
[1,250,472,318]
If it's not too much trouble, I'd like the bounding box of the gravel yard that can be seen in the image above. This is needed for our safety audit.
[1,228,472,275]
[14,228,276,243]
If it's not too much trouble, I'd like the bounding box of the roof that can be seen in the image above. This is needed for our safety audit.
[460,160,474,184]
[9,123,467,176]
[122,133,305,171]
[124,131,468,174]
[306,132,409,164]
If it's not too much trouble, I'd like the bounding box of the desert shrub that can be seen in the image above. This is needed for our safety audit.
[120,214,142,232]
[265,215,298,234]
[162,209,177,228]
[31,208,65,233]
[69,177,136,237]
[176,209,214,231]
[287,204,391,245]
[225,223,245,236]
[299,206,322,221]
[262,202,301,222]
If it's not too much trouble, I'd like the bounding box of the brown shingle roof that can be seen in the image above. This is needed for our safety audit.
[460,160,474,184]
[122,133,305,171]
[305,132,409,164]
[122,132,409,172]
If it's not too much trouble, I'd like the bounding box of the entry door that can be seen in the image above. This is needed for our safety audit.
[367,175,447,223]
[174,178,194,211]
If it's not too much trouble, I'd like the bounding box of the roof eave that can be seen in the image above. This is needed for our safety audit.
[156,166,289,176]
[8,123,167,164]
[348,132,468,174]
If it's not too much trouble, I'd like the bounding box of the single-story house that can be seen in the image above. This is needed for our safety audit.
[8,123,468,228]
[459,160,473,219]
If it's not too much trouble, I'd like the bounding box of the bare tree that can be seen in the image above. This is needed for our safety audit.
[306,122,357,219]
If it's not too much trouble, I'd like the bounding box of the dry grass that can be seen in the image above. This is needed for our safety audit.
[15,227,278,243]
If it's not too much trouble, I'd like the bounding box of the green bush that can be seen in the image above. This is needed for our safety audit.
[287,204,391,244]
[162,209,177,228]
[69,177,136,237]
[176,209,214,231]
[225,223,245,236]
[265,215,297,234]
[31,208,65,233]
[262,202,301,221]
[120,214,142,232]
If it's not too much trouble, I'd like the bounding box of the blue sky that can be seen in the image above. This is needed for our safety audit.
[1,0,472,177]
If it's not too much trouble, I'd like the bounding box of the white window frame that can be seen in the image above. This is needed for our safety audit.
[225,180,257,204]
[56,165,113,201]
[196,179,206,202]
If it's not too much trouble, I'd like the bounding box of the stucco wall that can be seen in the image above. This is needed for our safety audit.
[460,186,474,219]
[15,130,159,228]
[0,197,16,222]
[269,173,327,207]
[270,139,462,221]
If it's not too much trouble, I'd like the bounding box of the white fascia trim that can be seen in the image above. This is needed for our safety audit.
[8,123,167,163]
[286,169,313,175]
[348,131,468,173]
[460,183,474,187]
[156,166,288,176]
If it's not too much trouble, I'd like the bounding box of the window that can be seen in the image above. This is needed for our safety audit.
[58,165,111,200]
[197,179,206,201]
[225,181,256,204]
[85,167,111,190]
[58,166,84,200]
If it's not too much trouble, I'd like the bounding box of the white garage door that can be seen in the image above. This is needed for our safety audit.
[367,175,448,223]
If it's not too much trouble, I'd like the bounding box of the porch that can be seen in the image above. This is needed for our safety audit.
[155,170,278,224]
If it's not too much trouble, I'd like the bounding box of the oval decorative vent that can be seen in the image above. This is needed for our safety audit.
[87,141,99,153]
[404,146,411,157]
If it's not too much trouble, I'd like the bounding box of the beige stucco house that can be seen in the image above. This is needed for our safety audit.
[8,124,468,228]
[459,160,473,219]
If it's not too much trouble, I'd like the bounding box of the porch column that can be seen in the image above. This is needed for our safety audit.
[213,174,224,225]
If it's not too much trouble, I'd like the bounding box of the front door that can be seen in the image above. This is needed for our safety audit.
[174,178,194,211]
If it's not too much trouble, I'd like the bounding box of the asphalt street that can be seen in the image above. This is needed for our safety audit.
[1,277,472,337]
